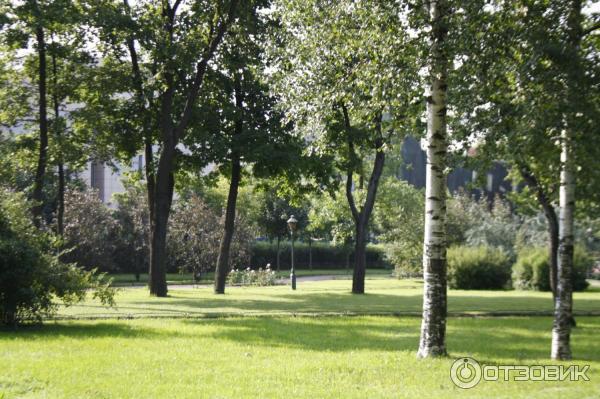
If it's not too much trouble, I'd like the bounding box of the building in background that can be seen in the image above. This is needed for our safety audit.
[79,155,145,208]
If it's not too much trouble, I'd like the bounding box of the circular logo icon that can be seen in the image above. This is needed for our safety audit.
[450,357,482,389]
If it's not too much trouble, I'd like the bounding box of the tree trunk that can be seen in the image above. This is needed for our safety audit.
[551,0,582,361]
[51,49,65,236]
[552,130,576,360]
[214,73,244,294]
[418,0,449,359]
[352,224,367,293]
[345,246,350,273]
[148,143,175,297]
[276,236,281,272]
[213,158,241,288]
[32,24,48,227]
[341,106,386,295]
[308,237,312,270]
[518,166,558,298]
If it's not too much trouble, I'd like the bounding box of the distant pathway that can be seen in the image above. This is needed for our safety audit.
[120,274,352,290]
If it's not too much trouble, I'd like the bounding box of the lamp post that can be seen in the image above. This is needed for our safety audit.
[287,215,298,290]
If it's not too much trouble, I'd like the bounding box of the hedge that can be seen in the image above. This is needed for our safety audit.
[250,241,391,270]
[447,245,512,290]
[512,246,590,292]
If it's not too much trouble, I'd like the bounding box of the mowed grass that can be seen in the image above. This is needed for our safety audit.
[1,316,599,398]
[2,278,600,398]
[55,278,600,319]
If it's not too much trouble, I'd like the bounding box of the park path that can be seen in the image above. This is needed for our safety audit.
[120,274,351,290]
[169,274,350,290]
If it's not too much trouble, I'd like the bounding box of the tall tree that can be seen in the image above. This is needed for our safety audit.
[551,0,584,361]
[178,1,305,293]
[0,0,88,229]
[270,0,420,293]
[86,0,241,296]
[417,0,450,359]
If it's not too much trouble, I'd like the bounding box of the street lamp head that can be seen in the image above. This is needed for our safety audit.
[287,215,298,232]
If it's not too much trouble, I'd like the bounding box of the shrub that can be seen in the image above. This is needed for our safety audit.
[62,188,119,272]
[227,266,276,286]
[112,179,150,279]
[167,195,255,275]
[250,241,389,270]
[512,247,590,292]
[372,178,424,277]
[0,190,114,326]
[447,246,512,290]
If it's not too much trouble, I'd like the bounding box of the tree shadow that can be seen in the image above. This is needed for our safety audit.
[0,322,173,340]
[119,291,600,317]
[179,315,600,362]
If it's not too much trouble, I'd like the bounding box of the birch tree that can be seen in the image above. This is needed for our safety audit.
[417,0,450,358]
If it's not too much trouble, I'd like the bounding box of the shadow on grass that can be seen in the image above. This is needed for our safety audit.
[0,322,169,340]
[173,316,600,361]
[116,291,600,316]
[3,315,599,364]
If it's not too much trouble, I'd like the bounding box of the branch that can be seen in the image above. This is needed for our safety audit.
[360,122,385,225]
[124,0,144,100]
[175,0,239,138]
[346,169,360,225]
[341,104,360,224]
[583,21,600,37]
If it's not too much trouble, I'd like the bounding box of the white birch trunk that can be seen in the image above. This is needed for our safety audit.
[551,0,581,361]
[417,0,448,359]
[551,129,575,360]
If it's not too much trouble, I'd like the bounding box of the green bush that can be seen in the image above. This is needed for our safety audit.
[0,190,115,326]
[512,247,590,292]
[251,241,390,270]
[227,266,276,286]
[447,246,512,290]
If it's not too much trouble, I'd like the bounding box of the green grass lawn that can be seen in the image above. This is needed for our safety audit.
[2,278,599,398]
[1,316,598,398]
[56,278,600,319]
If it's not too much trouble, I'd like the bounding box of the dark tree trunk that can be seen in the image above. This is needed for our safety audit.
[32,24,48,227]
[214,73,244,294]
[213,154,241,294]
[345,246,351,273]
[276,236,281,271]
[341,106,386,294]
[149,142,175,297]
[352,225,368,293]
[308,237,312,270]
[51,49,64,236]
[519,166,559,299]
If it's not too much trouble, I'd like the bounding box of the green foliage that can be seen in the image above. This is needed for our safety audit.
[61,188,119,271]
[112,178,150,279]
[447,246,512,290]
[256,188,308,241]
[167,195,255,275]
[0,189,114,326]
[373,178,424,277]
[250,241,389,270]
[512,247,591,292]
[227,266,276,287]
